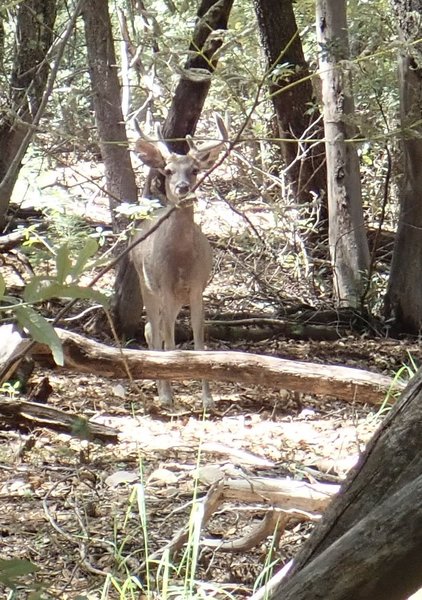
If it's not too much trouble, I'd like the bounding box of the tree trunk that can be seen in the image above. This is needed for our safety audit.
[270,366,422,599]
[113,0,234,337]
[82,0,139,338]
[0,1,57,228]
[162,0,234,150]
[272,474,422,600]
[384,0,422,334]
[81,0,138,228]
[252,0,327,205]
[316,0,370,307]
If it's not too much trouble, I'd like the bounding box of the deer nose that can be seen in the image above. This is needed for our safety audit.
[175,182,190,196]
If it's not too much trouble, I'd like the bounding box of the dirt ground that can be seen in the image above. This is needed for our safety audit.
[0,367,382,598]
[1,175,420,599]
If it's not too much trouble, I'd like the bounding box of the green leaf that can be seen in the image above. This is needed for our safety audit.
[28,592,46,600]
[25,281,108,307]
[72,416,93,441]
[0,296,23,313]
[55,243,72,284]
[51,283,108,306]
[0,273,6,297]
[69,237,98,280]
[0,558,40,580]
[14,305,64,366]
[23,276,54,303]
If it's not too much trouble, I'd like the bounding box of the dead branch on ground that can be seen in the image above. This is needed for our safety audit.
[30,328,403,405]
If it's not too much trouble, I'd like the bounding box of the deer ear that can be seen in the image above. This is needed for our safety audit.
[135,139,166,169]
[195,145,224,170]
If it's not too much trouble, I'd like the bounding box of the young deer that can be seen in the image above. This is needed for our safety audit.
[131,118,227,408]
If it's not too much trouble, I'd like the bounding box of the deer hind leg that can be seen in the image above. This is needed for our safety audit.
[143,289,174,405]
[190,289,214,409]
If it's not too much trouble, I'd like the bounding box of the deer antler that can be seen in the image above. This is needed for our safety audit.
[135,121,171,159]
[186,113,228,155]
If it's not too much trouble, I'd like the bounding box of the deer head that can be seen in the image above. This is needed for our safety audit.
[134,115,228,203]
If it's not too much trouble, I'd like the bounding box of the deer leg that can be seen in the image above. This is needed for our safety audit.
[142,290,173,406]
[190,291,214,409]
[155,300,180,405]
[161,306,177,351]
[157,378,174,406]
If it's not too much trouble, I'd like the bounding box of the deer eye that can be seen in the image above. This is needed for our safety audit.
[191,167,200,176]
[164,168,174,176]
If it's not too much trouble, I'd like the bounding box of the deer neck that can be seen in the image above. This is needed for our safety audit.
[167,195,195,222]
[160,198,198,255]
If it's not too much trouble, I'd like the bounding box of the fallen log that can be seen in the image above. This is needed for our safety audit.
[0,229,29,252]
[0,397,119,443]
[30,328,403,404]
[197,468,339,513]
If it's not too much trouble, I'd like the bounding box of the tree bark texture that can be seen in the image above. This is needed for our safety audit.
[273,365,422,597]
[316,0,370,307]
[82,0,138,227]
[272,473,422,600]
[162,0,234,150]
[384,0,422,334]
[82,0,140,338]
[253,0,327,204]
[113,0,234,337]
[0,0,57,227]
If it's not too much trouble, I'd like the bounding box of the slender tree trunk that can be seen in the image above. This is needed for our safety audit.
[113,0,234,337]
[0,1,57,228]
[252,0,326,205]
[384,0,422,334]
[316,0,370,307]
[82,0,138,230]
[82,0,140,338]
[162,0,234,149]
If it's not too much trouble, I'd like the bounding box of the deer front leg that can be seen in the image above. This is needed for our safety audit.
[143,291,174,406]
[190,291,214,410]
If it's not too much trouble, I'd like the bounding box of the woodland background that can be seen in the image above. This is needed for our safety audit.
[1,0,422,599]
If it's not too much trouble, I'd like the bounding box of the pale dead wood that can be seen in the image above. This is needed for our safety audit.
[0,324,32,384]
[142,472,335,564]
[251,562,294,600]
[198,471,339,514]
[31,328,404,404]
[203,511,290,552]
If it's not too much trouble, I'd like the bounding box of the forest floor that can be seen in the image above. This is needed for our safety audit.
[1,168,421,599]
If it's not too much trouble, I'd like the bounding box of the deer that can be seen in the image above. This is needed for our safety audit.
[131,116,227,409]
